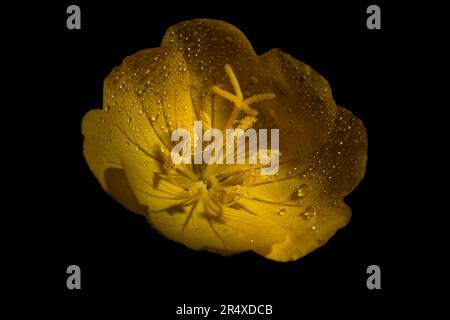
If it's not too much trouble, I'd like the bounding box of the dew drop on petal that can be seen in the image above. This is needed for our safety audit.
[297,184,311,198]
[298,206,316,220]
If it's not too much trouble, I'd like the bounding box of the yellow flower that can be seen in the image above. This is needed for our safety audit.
[82,19,367,262]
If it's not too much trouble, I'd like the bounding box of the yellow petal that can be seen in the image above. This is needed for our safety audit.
[236,106,366,261]
[120,154,191,213]
[266,203,352,262]
[145,202,288,255]
[82,48,197,213]
[121,153,287,254]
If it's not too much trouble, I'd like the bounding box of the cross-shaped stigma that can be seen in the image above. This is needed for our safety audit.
[213,64,276,128]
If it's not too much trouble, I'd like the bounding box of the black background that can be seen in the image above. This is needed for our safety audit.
[8,0,425,317]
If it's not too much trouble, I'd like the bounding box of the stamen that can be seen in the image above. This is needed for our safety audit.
[237,116,257,130]
[225,106,243,129]
[201,110,212,129]
[188,181,208,197]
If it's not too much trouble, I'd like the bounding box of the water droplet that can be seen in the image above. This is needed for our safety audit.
[127,117,132,124]
[277,209,287,216]
[138,109,143,115]
[160,147,166,153]
[225,36,233,43]
[297,184,311,198]
[150,115,157,121]
[250,76,259,85]
[298,207,316,220]
[104,105,111,113]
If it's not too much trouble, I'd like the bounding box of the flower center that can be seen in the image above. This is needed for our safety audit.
[160,64,277,225]
[203,176,217,190]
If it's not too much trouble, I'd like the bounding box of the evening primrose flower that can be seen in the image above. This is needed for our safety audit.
[82,19,367,262]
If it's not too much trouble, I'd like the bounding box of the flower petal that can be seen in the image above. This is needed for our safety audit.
[145,203,288,255]
[120,154,190,212]
[265,203,352,262]
[82,47,198,213]
[235,106,367,261]
[121,153,287,254]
